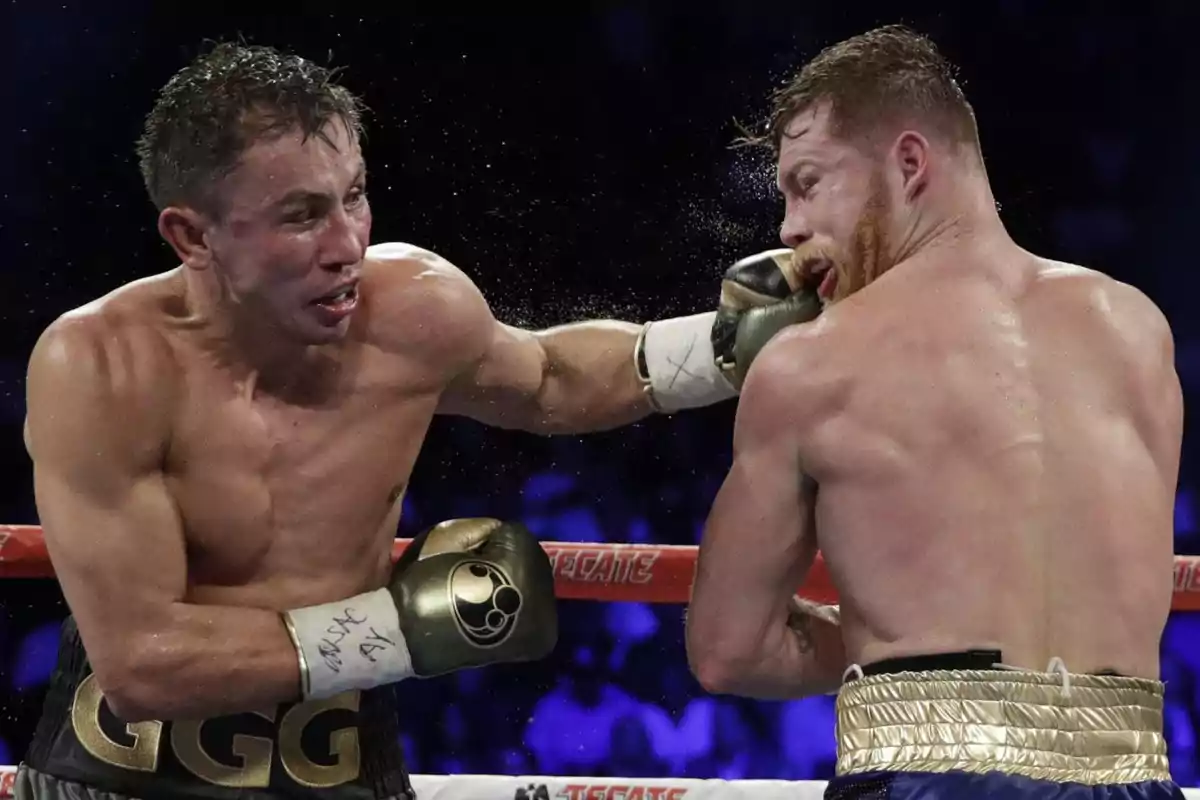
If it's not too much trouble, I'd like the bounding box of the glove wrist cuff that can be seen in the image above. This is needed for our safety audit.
[282,588,414,700]
[636,312,737,414]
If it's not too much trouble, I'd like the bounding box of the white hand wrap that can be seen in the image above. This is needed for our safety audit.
[281,588,415,700]
[636,312,737,414]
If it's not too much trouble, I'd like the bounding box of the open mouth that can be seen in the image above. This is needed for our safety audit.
[801,261,837,304]
[307,283,357,316]
[816,268,838,303]
[311,284,359,312]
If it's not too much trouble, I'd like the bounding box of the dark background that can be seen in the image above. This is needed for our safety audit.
[4,0,1200,784]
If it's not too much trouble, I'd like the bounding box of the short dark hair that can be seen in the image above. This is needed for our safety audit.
[744,25,977,156]
[136,41,367,216]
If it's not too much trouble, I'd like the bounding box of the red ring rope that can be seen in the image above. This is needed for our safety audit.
[2,524,1199,609]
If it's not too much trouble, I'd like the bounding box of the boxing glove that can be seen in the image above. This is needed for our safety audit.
[390,518,557,677]
[283,518,557,699]
[712,249,825,389]
[635,247,826,413]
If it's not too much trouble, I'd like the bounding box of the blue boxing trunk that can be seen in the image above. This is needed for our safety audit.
[824,651,1185,800]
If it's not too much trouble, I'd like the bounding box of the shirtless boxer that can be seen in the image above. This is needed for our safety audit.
[686,25,1185,800]
[16,43,811,800]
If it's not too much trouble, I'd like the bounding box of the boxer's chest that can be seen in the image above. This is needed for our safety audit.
[164,351,439,585]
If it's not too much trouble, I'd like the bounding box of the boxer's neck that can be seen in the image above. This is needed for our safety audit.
[890,160,1010,268]
[181,271,327,390]
[222,314,319,391]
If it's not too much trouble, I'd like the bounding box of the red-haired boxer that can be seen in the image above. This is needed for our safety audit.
[687,24,1185,800]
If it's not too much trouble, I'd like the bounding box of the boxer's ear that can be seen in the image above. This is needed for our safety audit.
[158,205,213,270]
[891,131,930,202]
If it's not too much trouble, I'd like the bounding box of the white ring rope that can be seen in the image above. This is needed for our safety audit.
[1,770,1199,799]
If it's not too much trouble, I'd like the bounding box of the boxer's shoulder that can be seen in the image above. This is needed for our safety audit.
[360,241,494,366]
[738,320,843,425]
[363,241,485,304]
[30,273,181,393]
[1032,257,1147,302]
[27,275,179,457]
[1031,258,1172,344]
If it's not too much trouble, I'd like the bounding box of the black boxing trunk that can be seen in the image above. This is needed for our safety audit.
[21,617,414,800]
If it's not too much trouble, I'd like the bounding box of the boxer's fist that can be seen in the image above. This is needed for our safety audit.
[388,518,557,678]
[712,248,826,388]
[788,595,841,628]
[787,595,846,695]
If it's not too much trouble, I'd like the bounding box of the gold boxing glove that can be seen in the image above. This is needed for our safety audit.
[283,518,557,699]
[712,248,827,388]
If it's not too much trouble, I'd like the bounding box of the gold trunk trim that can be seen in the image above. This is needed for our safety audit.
[835,669,1171,785]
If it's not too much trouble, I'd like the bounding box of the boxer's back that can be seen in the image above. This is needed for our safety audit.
[798,250,1181,678]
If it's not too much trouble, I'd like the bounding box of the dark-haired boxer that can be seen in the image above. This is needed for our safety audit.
[18,41,815,800]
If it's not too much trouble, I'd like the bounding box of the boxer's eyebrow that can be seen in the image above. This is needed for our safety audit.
[274,188,321,208]
[272,166,367,210]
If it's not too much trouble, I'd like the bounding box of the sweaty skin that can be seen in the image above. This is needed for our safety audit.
[26,248,649,722]
[690,248,1182,697]
[687,105,1182,698]
[25,128,653,723]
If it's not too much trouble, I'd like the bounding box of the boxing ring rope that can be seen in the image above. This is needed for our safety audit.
[5,524,1200,606]
[4,522,1200,799]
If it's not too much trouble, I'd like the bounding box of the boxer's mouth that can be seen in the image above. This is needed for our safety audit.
[817,268,838,302]
[801,262,837,304]
[311,283,359,311]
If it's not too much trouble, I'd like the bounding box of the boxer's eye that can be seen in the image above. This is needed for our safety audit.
[281,203,325,227]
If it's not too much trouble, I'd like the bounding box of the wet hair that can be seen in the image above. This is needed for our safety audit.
[741,25,978,156]
[135,41,367,217]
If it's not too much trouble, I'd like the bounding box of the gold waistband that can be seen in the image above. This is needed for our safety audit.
[835,669,1170,785]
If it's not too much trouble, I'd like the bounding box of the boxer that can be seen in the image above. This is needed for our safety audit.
[18,43,814,800]
[686,25,1185,800]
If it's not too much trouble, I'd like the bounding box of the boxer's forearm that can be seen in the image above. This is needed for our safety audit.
[755,616,846,699]
[532,321,655,432]
[100,603,301,722]
[696,619,844,700]
[445,312,733,431]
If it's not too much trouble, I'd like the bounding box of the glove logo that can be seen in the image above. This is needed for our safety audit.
[447,560,523,648]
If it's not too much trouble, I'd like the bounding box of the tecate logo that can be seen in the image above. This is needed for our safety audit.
[514,784,687,800]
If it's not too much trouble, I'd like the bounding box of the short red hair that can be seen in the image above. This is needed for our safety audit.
[747,25,979,155]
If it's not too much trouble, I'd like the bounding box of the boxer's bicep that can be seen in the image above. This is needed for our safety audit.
[423,252,649,431]
[397,252,545,426]
[26,320,186,674]
[443,316,650,433]
[688,368,815,676]
[438,319,549,428]
[364,244,542,423]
